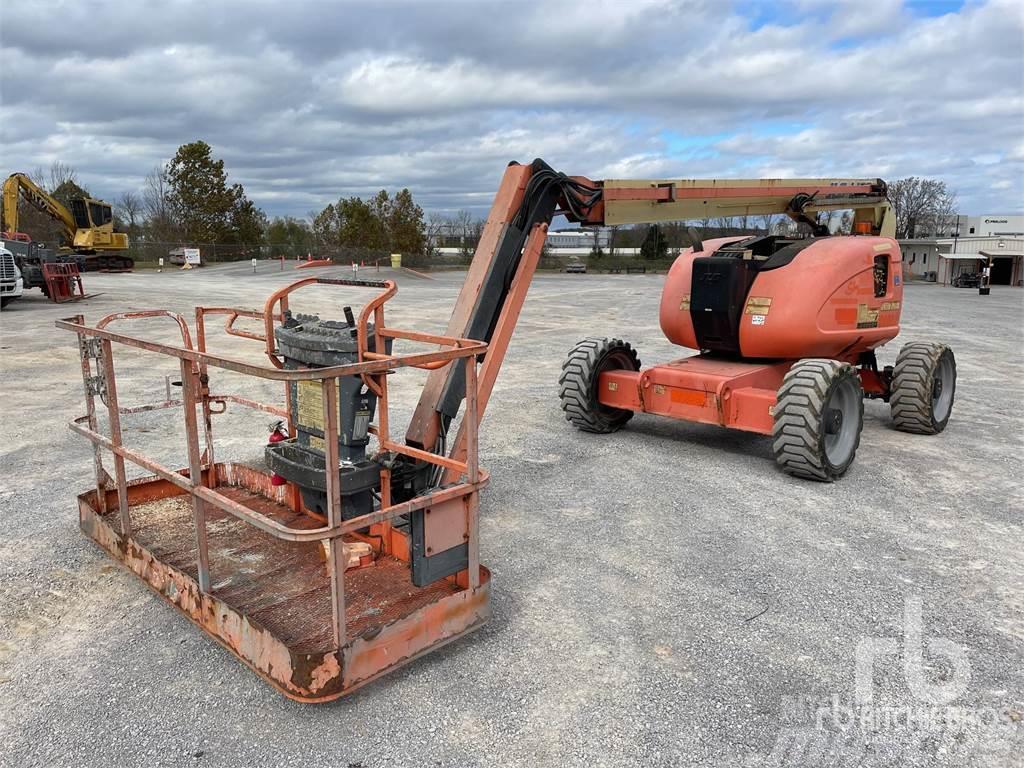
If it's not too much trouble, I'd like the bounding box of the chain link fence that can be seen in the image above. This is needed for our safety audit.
[128,232,762,273]
[127,241,440,268]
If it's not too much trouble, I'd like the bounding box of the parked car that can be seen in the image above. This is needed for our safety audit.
[565,260,586,274]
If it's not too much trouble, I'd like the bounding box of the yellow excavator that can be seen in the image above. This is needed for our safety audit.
[2,172,133,270]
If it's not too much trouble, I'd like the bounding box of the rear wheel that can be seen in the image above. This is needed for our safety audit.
[559,337,640,433]
[890,343,956,434]
[772,359,864,482]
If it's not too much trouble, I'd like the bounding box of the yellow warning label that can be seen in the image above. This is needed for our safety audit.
[879,301,901,312]
[856,304,880,328]
[308,434,325,452]
[744,296,773,316]
[607,381,618,392]
[296,380,339,431]
[654,384,665,395]
[679,294,691,311]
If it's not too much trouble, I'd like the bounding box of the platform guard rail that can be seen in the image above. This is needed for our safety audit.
[56,278,487,650]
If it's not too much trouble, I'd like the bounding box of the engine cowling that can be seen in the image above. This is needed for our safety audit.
[659,235,904,360]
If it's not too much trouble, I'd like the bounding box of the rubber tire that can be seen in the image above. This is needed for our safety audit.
[890,343,956,435]
[772,359,864,482]
[559,337,640,434]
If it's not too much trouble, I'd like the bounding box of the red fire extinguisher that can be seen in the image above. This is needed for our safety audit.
[268,422,288,486]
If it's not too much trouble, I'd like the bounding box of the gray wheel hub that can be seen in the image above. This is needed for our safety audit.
[932,354,955,422]
[825,408,843,435]
[823,376,861,467]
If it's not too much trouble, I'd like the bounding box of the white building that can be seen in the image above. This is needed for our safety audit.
[949,214,1024,238]
[900,234,1023,286]
[546,227,611,249]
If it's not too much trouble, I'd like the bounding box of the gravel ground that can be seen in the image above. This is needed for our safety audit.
[0,262,1021,767]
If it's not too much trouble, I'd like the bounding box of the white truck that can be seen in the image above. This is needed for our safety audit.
[1,245,24,308]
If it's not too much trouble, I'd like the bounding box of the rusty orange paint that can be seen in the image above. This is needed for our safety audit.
[62,277,493,702]
[405,162,534,451]
[78,465,491,703]
[342,574,490,690]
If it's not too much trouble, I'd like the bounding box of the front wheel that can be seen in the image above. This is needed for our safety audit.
[890,343,956,434]
[559,337,640,434]
[772,359,864,482]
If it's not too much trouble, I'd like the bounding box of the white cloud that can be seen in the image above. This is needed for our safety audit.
[0,0,1020,217]
[329,57,595,114]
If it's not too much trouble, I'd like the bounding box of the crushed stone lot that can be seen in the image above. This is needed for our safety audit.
[0,263,1022,767]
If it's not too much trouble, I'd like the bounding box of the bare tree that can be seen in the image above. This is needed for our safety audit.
[758,213,779,234]
[887,177,957,239]
[48,161,78,193]
[143,166,176,241]
[929,189,958,237]
[772,217,798,236]
[116,191,142,233]
[452,210,474,261]
[425,211,447,252]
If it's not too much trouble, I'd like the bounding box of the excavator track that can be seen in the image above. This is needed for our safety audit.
[83,254,134,272]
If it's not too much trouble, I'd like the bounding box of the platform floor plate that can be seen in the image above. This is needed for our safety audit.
[78,464,490,702]
[123,489,462,653]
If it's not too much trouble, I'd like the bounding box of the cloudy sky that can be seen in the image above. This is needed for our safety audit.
[2,0,1022,219]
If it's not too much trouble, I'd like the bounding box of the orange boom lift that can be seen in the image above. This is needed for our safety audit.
[58,160,955,701]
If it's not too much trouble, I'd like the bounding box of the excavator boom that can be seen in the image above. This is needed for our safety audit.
[2,173,78,244]
[2,172,129,255]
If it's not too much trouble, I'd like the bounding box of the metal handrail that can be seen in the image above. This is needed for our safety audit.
[70,414,489,543]
[261,277,396,368]
[56,317,486,381]
[61,277,488,648]
[96,309,195,350]
[60,315,488,544]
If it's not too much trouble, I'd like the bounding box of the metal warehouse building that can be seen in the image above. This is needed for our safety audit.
[900,214,1024,287]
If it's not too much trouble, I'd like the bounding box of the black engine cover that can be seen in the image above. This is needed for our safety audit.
[690,256,760,355]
